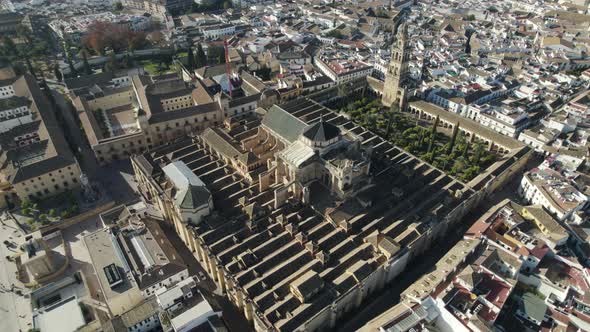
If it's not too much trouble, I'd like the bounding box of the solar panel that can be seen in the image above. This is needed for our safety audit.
[103,263,123,288]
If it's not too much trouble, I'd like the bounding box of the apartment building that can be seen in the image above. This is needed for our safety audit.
[519,168,588,221]
[0,74,80,204]
[73,72,224,165]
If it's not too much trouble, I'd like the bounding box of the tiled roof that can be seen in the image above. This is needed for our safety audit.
[261,105,307,143]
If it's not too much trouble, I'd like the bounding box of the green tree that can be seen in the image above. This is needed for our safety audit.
[2,36,17,58]
[427,115,439,157]
[24,54,36,79]
[417,128,425,148]
[451,157,466,176]
[473,141,486,165]
[67,56,77,77]
[195,43,206,68]
[113,2,123,11]
[187,46,195,71]
[462,165,480,181]
[39,214,49,225]
[440,154,453,170]
[48,209,57,218]
[447,122,460,155]
[82,51,92,75]
[462,141,470,158]
[207,46,224,64]
[223,0,232,9]
[21,199,31,210]
[22,208,31,216]
[54,64,63,82]
[487,6,498,13]
[385,103,399,140]
[105,52,118,72]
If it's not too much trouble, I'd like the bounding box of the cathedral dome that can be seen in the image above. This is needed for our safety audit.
[302,117,340,143]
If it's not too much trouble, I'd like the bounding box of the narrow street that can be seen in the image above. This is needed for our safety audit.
[51,89,100,179]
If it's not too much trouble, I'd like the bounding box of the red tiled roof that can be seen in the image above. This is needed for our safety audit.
[530,244,550,259]
[479,273,512,309]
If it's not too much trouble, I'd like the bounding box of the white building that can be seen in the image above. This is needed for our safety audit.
[0,81,15,98]
[162,161,214,225]
[519,168,588,221]
[478,107,529,138]
[0,98,33,133]
[362,296,470,332]
[201,23,235,39]
[156,276,224,332]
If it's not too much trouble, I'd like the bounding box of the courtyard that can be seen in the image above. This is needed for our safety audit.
[336,96,498,182]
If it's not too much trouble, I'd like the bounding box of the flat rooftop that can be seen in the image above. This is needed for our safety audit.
[33,296,86,332]
[83,228,137,302]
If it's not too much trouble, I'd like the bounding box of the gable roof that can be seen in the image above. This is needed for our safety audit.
[261,105,307,143]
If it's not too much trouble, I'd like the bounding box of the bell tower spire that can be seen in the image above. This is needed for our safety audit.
[382,22,410,109]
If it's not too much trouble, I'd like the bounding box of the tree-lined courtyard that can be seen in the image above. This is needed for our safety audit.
[339,97,497,182]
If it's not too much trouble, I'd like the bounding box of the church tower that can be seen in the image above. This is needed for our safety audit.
[382,23,410,109]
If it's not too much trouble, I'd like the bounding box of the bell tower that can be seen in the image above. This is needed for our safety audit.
[382,23,410,109]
